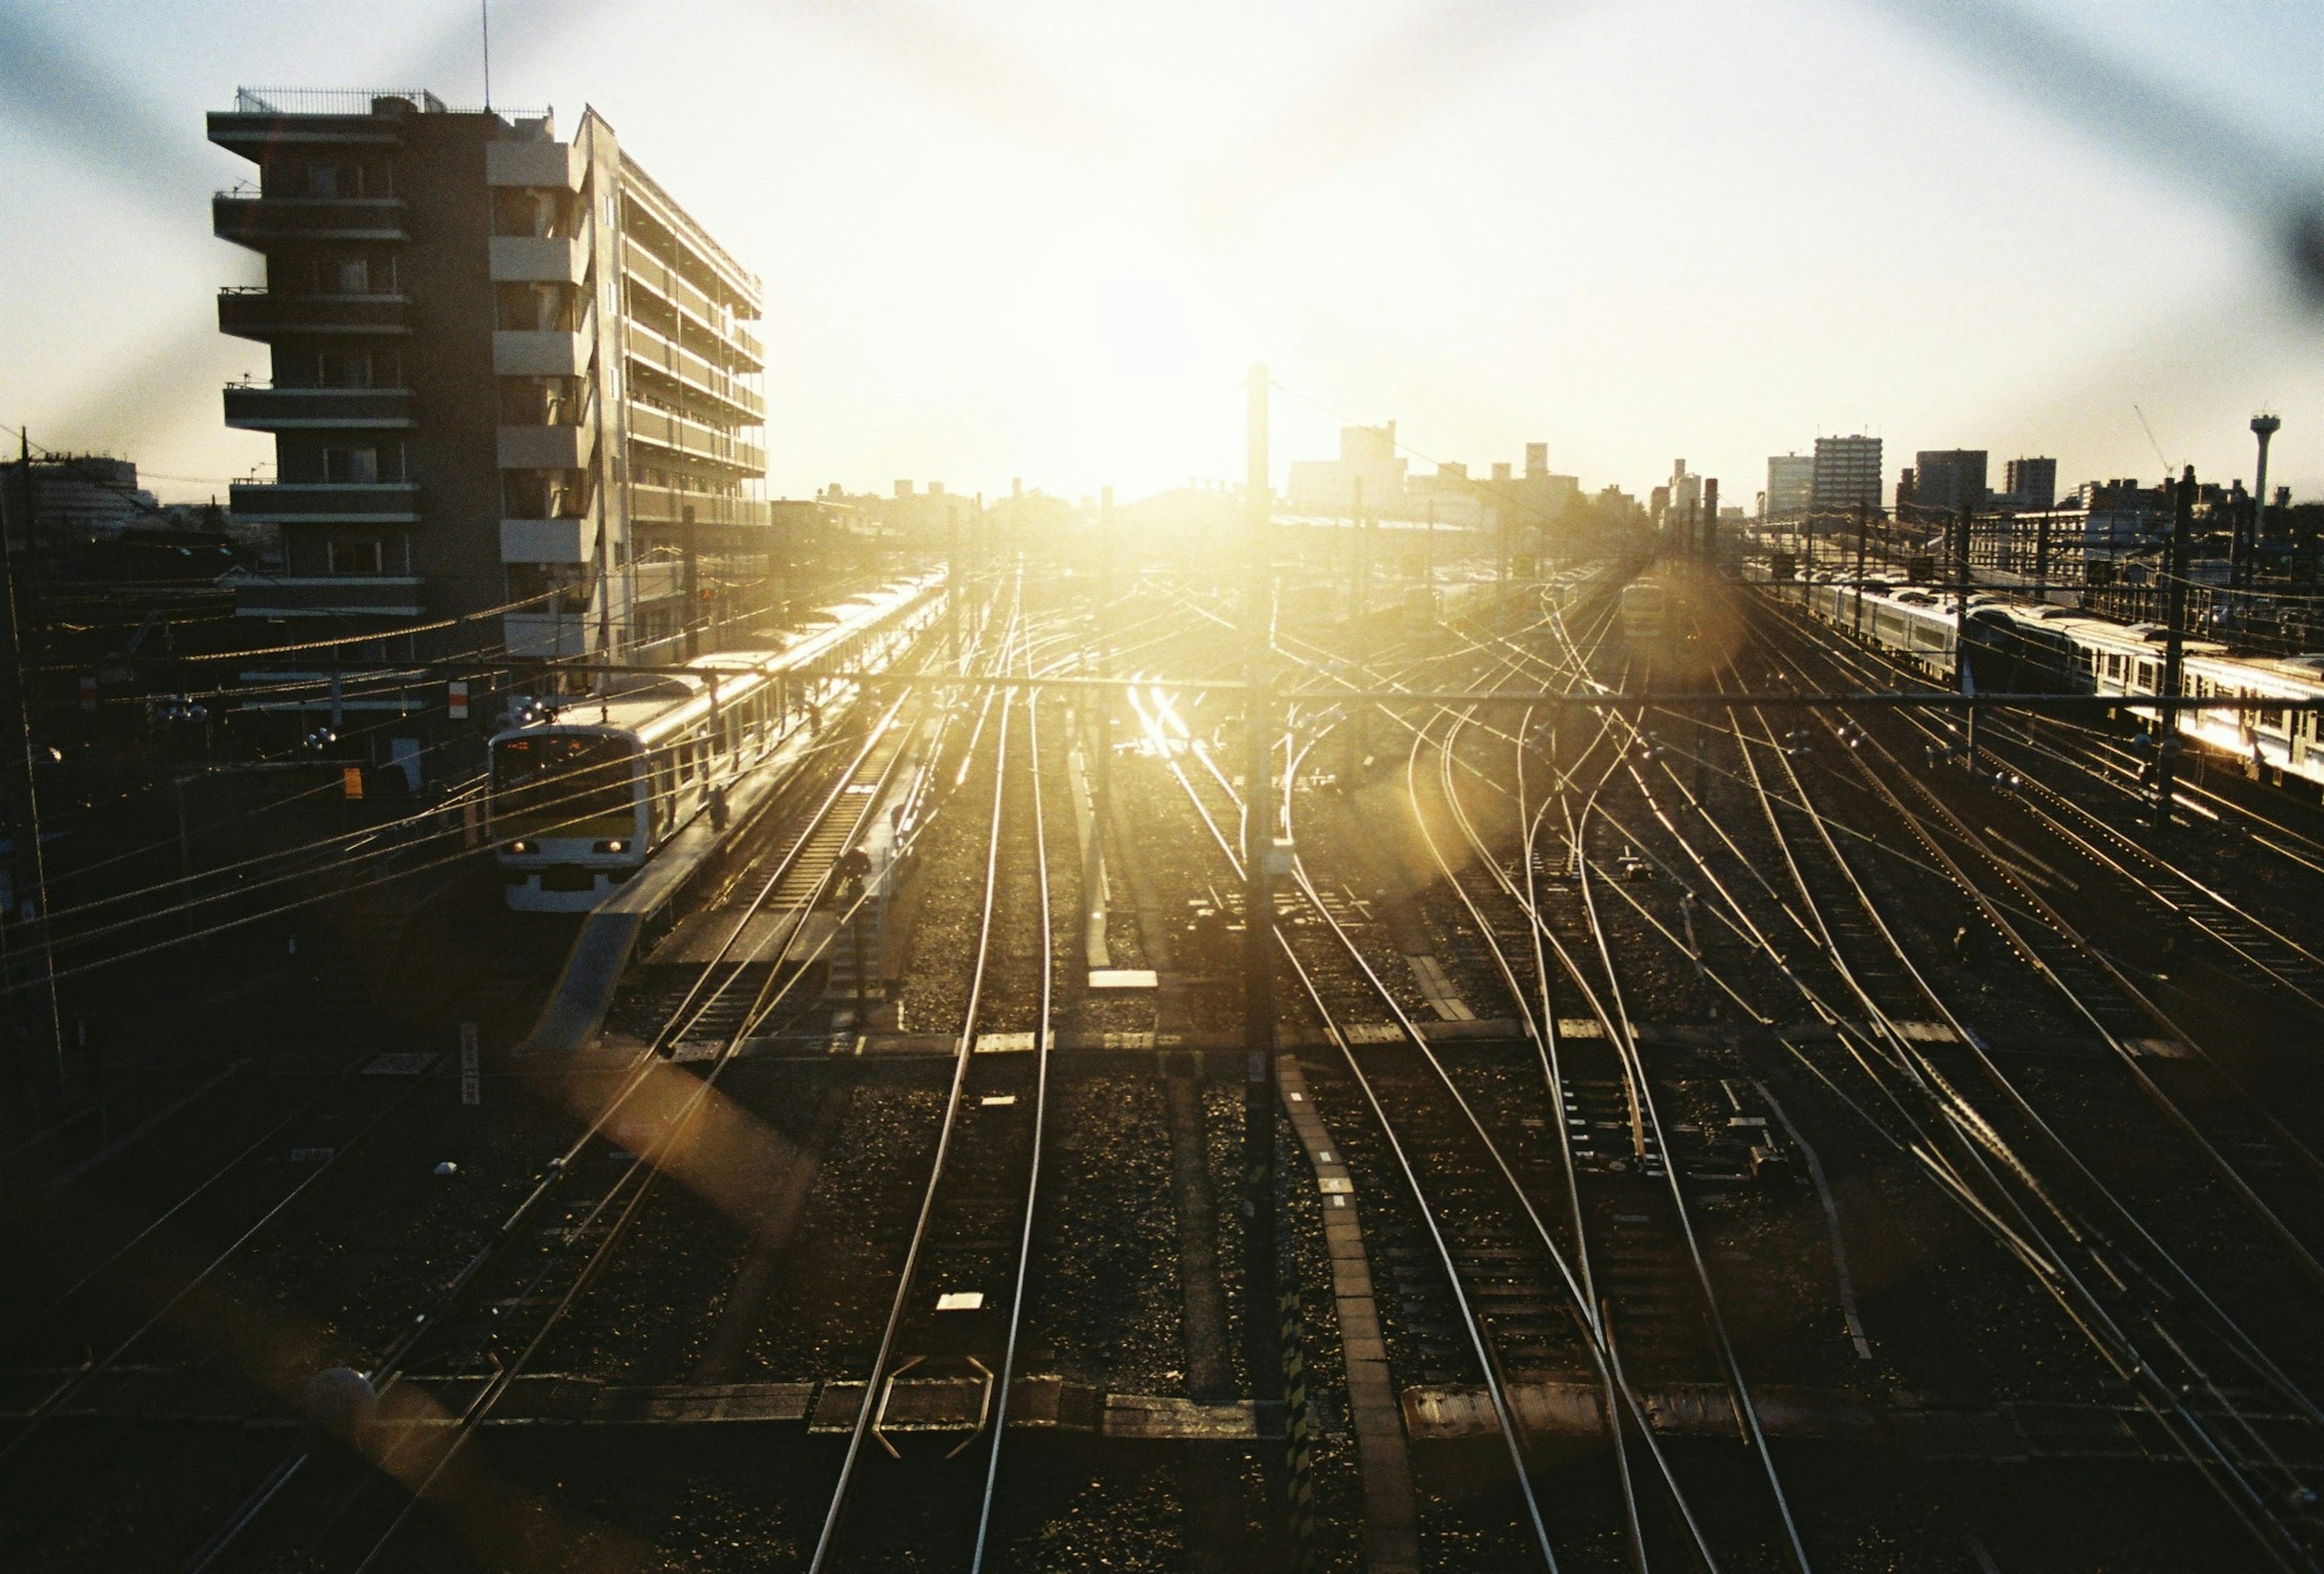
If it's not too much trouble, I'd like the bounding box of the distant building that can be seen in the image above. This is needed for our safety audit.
[1660,457,1700,527]
[209,87,768,660]
[1811,434,1882,513]
[1288,423,1407,516]
[2003,456,2058,513]
[0,454,164,543]
[1765,453,1814,519]
[1912,450,1988,517]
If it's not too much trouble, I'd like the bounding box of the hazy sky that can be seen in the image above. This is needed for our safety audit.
[1,0,2318,509]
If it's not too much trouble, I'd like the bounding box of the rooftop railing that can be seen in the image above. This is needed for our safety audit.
[226,87,548,119]
[232,88,447,116]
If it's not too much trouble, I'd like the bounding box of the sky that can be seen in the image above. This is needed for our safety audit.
[0,0,2319,511]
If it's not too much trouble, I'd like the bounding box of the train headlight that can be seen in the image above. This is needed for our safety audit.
[595,839,629,854]
[506,839,535,855]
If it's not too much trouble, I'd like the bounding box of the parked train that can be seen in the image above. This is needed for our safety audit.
[488,579,942,911]
[1802,575,2324,789]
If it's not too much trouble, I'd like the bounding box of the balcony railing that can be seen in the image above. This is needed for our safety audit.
[214,194,409,244]
[227,573,427,620]
[623,320,763,421]
[628,485,769,530]
[624,401,764,476]
[224,384,415,430]
[621,235,764,364]
[218,288,412,338]
[228,480,420,523]
[232,87,448,116]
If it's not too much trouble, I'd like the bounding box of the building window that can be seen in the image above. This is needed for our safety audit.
[322,446,379,484]
[306,164,343,198]
[333,255,370,293]
[329,540,383,575]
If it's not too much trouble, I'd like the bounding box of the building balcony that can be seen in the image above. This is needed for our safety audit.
[487,139,585,191]
[226,573,426,620]
[218,288,412,339]
[624,401,764,477]
[228,480,420,524]
[628,559,686,604]
[502,610,596,658]
[224,384,415,430]
[213,192,409,246]
[497,421,596,471]
[493,326,591,377]
[623,320,763,422]
[620,235,763,366]
[501,516,596,565]
[490,234,589,286]
[628,485,768,530]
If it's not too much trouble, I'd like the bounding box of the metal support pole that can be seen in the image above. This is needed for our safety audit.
[2034,511,2053,605]
[1094,488,1112,875]
[2,431,61,1115]
[948,507,962,669]
[1956,500,1976,769]
[2155,467,2194,837]
[1701,479,1719,569]
[1240,364,1284,1511]
[1853,501,1869,638]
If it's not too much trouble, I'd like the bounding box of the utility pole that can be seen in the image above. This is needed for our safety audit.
[1701,478,1718,569]
[1240,364,1284,1530]
[1094,487,1112,878]
[1956,497,1977,769]
[947,504,962,669]
[1853,501,1869,638]
[3,431,61,1118]
[2155,467,2194,838]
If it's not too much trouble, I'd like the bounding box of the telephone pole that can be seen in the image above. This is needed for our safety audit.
[2155,467,2194,838]
[1239,364,1283,1507]
[4,431,62,1120]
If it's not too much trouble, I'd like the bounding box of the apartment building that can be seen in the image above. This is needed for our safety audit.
[210,87,767,663]
[1811,434,1883,513]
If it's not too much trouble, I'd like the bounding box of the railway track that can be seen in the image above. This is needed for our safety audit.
[804,608,1060,1571]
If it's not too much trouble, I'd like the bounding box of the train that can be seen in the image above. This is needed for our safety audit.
[1800,574,2324,789]
[488,578,942,912]
[1620,581,1667,642]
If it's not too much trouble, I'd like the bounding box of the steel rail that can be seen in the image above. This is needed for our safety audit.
[806,602,1058,1572]
[1749,611,2324,1293]
[1140,687,1563,1571]
[183,599,1002,1573]
[1726,612,2324,1569]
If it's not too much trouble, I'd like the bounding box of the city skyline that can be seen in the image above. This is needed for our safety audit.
[1,0,2319,510]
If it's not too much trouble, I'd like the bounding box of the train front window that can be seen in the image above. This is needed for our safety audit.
[493,733,637,839]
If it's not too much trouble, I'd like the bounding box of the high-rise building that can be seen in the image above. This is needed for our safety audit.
[1664,457,1700,525]
[1765,453,1814,518]
[1811,434,1882,513]
[210,88,767,660]
[2003,456,2057,512]
[1912,450,1988,517]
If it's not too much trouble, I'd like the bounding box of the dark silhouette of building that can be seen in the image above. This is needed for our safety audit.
[209,87,767,661]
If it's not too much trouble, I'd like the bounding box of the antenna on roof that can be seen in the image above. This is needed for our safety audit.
[481,0,493,111]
